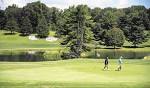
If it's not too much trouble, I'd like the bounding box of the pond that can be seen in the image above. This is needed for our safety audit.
[0,50,61,62]
[82,49,150,59]
[0,49,150,61]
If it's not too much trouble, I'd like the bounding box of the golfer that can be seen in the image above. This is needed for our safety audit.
[116,56,123,71]
[103,56,109,70]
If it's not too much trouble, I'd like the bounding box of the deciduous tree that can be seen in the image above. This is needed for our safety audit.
[20,16,33,35]
[104,27,125,48]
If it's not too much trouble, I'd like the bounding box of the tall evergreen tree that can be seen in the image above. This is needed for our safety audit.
[20,16,33,35]
[60,5,94,59]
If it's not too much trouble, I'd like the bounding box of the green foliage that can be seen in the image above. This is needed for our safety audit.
[43,51,62,61]
[1,3,150,50]
[48,7,61,31]
[20,16,33,35]
[92,23,106,42]
[59,5,94,58]
[92,8,125,47]
[5,17,19,34]
[91,7,102,21]
[104,27,125,48]
[118,14,148,47]
[22,1,50,32]
[5,4,21,32]
[93,8,124,28]
[36,15,49,38]
[19,1,61,35]
[0,9,6,29]
[148,8,150,20]
[5,4,20,19]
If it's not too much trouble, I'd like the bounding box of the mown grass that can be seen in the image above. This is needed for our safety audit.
[141,39,150,47]
[1,30,150,50]
[0,59,150,88]
[0,30,62,49]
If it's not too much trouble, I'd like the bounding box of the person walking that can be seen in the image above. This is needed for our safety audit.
[103,56,109,70]
[116,56,123,71]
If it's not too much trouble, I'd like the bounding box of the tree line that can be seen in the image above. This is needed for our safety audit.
[0,1,60,38]
[0,1,150,58]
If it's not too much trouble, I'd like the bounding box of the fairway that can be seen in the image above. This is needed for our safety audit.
[0,31,61,49]
[0,1,150,88]
[0,59,150,88]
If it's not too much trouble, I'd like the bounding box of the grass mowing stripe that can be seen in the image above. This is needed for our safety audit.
[0,59,150,88]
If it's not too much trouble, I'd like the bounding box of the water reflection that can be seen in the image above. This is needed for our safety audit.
[0,51,45,62]
[84,49,150,59]
[0,49,150,62]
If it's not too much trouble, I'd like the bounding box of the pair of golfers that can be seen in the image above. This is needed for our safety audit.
[103,56,123,71]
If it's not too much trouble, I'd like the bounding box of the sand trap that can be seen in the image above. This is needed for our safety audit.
[29,35,58,41]
[28,51,36,54]
[29,35,38,40]
[143,56,150,60]
[46,36,58,42]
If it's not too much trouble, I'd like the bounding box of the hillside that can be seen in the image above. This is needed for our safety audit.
[0,31,62,50]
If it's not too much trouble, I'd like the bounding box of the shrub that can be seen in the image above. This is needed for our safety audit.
[43,51,61,61]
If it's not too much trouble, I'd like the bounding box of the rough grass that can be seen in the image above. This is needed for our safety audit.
[0,59,150,88]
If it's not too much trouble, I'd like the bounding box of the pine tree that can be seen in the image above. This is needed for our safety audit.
[60,5,94,59]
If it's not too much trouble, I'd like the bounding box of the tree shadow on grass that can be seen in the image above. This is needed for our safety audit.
[19,33,29,37]
[123,46,145,48]
[102,47,121,49]
[3,33,16,35]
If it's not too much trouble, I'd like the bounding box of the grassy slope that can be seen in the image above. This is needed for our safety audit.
[0,30,150,50]
[123,39,150,47]
[0,59,150,88]
[0,31,62,49]
[141,39,150,47]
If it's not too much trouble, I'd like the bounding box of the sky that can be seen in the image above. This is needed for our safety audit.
[0,0,150,10]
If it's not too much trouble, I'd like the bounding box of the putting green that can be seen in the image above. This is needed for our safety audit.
[0,59,150,88]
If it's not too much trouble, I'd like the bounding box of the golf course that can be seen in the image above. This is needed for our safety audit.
[0,59,150,88]
[0,30,150,88]
[0,0,150,88]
